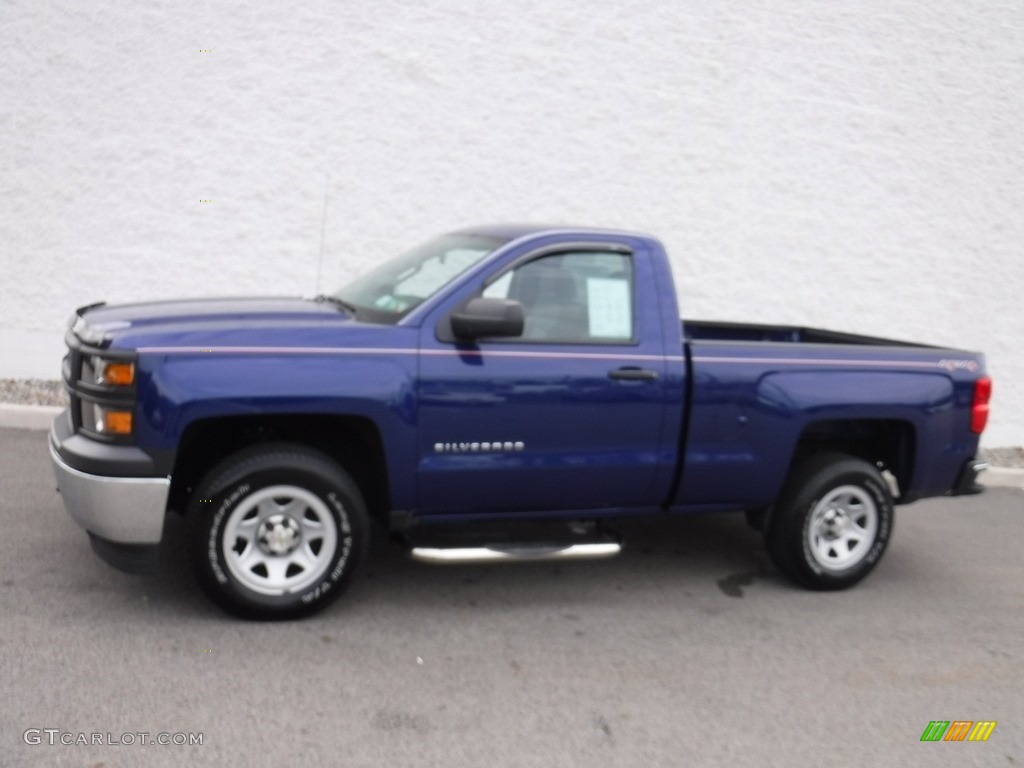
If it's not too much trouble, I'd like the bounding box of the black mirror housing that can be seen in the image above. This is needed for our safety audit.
[450,298,525,340]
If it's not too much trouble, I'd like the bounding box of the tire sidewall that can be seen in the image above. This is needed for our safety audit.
[797,465,893,584]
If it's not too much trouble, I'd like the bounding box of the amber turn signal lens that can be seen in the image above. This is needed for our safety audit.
[99,361,135,386]
[104,411,133,435]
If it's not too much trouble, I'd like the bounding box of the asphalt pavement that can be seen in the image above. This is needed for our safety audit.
[1,426,1021,768]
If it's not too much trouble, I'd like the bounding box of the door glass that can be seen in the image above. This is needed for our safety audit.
[483,252,634,343]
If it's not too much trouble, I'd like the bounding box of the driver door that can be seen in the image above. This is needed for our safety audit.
[416,244,669,515]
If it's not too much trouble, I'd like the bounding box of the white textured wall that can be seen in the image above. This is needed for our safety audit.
[2,1,1022,445]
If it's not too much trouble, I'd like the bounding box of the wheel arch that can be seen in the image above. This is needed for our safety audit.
[791,418,916,501]
[748,419,914,533]
[168,414,391,528]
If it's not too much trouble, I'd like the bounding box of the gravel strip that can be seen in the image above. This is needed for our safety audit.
[0,379,67,407]
[980,446,1024,469]
[2,378,1022,466]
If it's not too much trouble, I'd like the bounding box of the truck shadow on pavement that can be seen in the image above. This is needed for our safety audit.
[144,512,782,620]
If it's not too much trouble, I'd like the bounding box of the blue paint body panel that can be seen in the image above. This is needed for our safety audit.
[68,225,986,522]
[676,349,974,507]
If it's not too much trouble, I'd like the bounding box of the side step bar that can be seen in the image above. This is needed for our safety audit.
[410,541,622,564]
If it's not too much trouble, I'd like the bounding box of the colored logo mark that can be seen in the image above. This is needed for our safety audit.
[920,721,996,742]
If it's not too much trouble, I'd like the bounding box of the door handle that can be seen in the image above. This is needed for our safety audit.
[608,367,659,381]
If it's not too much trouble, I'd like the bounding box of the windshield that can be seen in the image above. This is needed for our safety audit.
[334,233,506,323]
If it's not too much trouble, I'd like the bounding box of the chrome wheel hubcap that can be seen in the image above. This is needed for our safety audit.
[807,485,878,572]
[222,485,338,596]
[257,514,302,555]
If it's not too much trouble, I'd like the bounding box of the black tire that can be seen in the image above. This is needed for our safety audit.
[765,452,894,590]
[184,443,370,620]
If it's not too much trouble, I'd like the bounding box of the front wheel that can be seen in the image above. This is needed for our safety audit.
[185,443,370,619]
[766,452,894,590]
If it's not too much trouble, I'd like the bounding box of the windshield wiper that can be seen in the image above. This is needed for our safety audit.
[313,294,359,315]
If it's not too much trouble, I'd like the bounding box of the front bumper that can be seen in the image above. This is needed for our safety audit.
[49,419,170,545]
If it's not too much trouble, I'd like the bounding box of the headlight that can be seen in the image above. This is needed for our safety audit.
[90,357,135,386]
[79,355,136,438]
[65,319,138,439]
[91,404,133,435]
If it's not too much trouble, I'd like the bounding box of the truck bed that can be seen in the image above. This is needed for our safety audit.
[677,319,982,511]
[683,319,934,348]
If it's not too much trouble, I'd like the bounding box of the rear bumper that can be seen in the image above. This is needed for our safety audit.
[951,457,988,496]
[49,419,170,545]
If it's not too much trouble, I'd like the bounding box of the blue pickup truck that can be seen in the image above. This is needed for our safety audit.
[49,225,992,618]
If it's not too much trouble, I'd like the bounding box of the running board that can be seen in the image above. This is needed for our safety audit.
[410,541,622,564]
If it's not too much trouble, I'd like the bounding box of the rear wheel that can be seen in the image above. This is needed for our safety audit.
[766,452,894,590]
[185,443,370,619]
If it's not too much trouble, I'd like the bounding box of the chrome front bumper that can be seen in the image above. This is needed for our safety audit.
[49,438,170,545]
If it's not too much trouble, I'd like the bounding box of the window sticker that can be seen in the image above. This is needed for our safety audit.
[586,277,631,339]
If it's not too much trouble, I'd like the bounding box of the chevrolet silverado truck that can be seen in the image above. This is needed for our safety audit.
[49,225,992,619]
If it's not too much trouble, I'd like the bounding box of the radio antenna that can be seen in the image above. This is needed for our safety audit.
[315,171,330,292]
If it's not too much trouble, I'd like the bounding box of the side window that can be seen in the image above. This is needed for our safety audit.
[483,251,634,343]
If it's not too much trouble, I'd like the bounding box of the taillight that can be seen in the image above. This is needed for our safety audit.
[970,376,992,434]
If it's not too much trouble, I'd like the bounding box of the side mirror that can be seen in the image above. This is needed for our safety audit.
[450,297,525,340]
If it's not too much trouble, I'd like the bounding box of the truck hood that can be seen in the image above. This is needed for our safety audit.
[73,297,360,349]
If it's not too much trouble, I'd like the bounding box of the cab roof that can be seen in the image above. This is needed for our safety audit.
[452,223,652,242]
